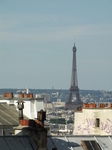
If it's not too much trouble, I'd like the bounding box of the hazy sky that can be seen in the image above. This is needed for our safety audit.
[0,0,112,90]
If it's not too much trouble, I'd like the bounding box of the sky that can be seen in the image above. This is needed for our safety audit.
[0,0,112,90]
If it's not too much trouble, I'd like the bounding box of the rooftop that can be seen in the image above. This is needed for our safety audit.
[48,135,112,150]
[0,135,38,150]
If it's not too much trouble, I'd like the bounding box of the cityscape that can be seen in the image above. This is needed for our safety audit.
[0,41,112,149]
[0,88,112,136]
[1,88,112,103]
[0,0,112,149]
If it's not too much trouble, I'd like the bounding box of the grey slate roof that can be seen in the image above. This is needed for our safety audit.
[48,136,112,150]
[0,103,29,127]
[0,103,19,126]
[0,136,38,150]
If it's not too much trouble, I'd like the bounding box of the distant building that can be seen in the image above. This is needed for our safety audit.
[52,100,65,108]
[44,102,52,109]
[57,99,61,102]
[44,100,65,111]
[74,103,112,135]
[43,94,51,102]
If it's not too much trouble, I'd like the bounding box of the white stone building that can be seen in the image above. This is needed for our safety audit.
[14,98,44,119]
[0,93,44,119]
[74,103,112,135]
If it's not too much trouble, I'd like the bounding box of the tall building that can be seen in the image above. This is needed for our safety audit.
[65,43,83,109]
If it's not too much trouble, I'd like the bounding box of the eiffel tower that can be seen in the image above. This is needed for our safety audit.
[65,43,83,109]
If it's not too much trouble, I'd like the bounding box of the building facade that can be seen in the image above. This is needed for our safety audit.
[74,103,112,135]
[1,92,44,119]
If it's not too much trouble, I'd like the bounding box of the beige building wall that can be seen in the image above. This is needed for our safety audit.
[74,108,112,135]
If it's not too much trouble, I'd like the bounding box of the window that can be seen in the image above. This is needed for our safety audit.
[81,140,101,150]
[96,118,100,127]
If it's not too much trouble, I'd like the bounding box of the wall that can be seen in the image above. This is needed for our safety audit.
[14,99,44,119]
[74,108,112,135]
[0,98,44,119]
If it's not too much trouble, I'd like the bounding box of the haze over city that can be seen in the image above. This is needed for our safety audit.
[0,0,112,90]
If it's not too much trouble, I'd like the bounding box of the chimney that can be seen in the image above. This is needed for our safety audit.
[110,104,112,108]
[77,107,82,111]
[8,92,13,98]
[99,103,108,108]
[17,101,24,123]
[36,109,46,127]
[83,103,87,108]
[2,92,13,98]
[19,94,24,98]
